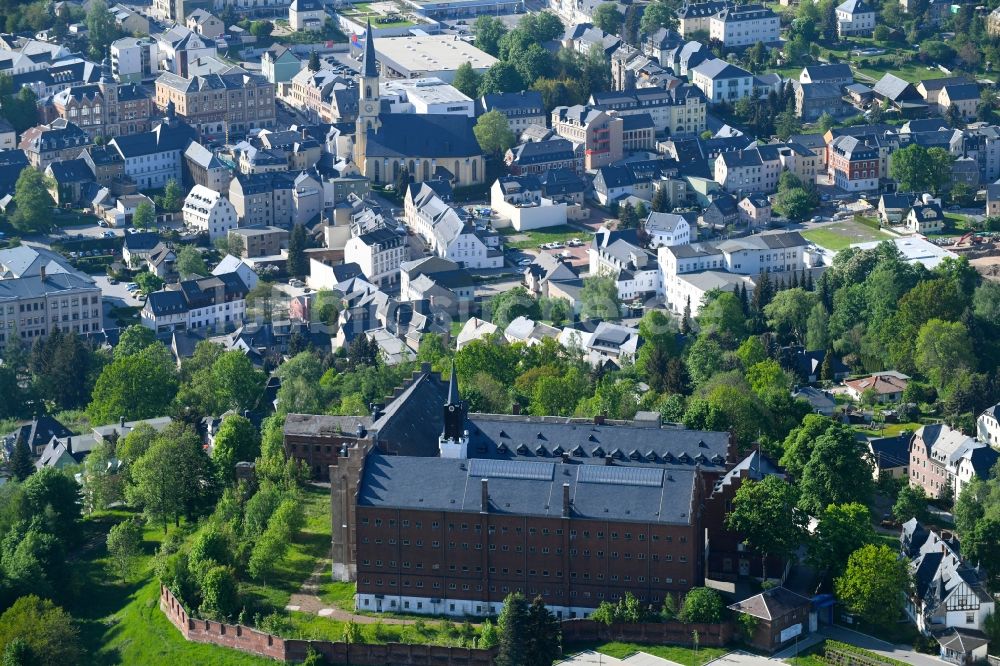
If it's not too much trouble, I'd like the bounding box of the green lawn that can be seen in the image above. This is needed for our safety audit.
[499,224,588,250]
[786,641,829,666]
[802,221,894,251]
[285,612,479,646]
[567,641,730,666]
[69,512,274,665]
[318,580,357,611]
[240,485,332,611]
[338,3,417,27]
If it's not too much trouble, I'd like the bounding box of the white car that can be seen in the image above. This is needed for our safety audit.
[517,259,532,266]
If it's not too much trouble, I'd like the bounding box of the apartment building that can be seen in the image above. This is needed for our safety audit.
[228,172,295,227]
[480,91,547,137]
[182,184,238,241]
[154,71,277,136]
[589,227,661,302]
[714,143,819,194]
[690,59,755,104]
[344,226,407,287]
[108,112,197,189]
[709,4,779,47]
[18,120,92,169]
[590,85,707,137]
[550,106,623,170]
[908,423,999,500]
[405,182,503,269]
[836,0,875,37]
[828,135,880,191]
[228,225,288,258]
[141,271,249,333]
[111,37,159,83]
[678,0,731,36]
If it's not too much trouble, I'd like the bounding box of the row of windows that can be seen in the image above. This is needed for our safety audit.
[359,578,688,594]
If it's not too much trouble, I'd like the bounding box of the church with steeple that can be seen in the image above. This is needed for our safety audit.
[352,22,486,187]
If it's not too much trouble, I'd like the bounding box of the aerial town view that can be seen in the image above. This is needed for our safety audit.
[3,0,1000,663]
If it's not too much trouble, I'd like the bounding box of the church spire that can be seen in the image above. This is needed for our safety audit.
[439,360,468,458]
[446,359,460,406]
[363,19,378,78]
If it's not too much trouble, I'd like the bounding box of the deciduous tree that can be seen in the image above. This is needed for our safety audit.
[0,596,80,665]
[835,544,910,629]
[106,518,142,582]
[474,110,516,157]
[809,502,876,579]
[726,476,807,579]
[11,168,55,233]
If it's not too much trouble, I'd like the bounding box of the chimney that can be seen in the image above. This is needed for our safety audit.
[562,483,570,518]
[39,265,46,282]
[594,414,606,425]
[561,452,570,464]
[604,454,613,466]
[119,416,125,428]
[512,403,521,416]
[66,436,72,454]
[480,478,489,513]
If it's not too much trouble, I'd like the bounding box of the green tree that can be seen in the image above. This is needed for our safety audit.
[478,619,498,649]
[131,201,155,230]
[651,185,670,213]
[249,20,273,38]
[0,596,80,665]
[817,112,837,133]
[160,179,183,212]
[115,325,157,359]
[86,0,118,60]
[134,271,163,296]
[805,303,831,351]
[473,110,516,157]
[764,288,818,344]
[308,50,320,71]
[212,414,260,478]
[105,517,142,582]
[893,484,931,523]
[525,596,561,666]
[473,16,507,56]
[889,144,954,195]
[496,592,529,666]
[489,286,539,330]
[964,517,1000,585]
[698,291,746,341]
[809,502,876,579]
[798,424,875,514]
[452,61,482,99]
[773,187,815,221]
[914,318,974,389]
[212,350,266,413]
[199,565,239,621]
[726,475,807,579]
[679,587,725,623]
[88,342,177,424]
[175,246,208,277]
[592,2,624,33]
[774,108,801,140]
[1,84,38,133]
[82,439,122,512]
[22,467,83,545]
[580,274,622,320]
[835,544,911,629]
[479,61,525,95]
[9,436,33,481]
[640,0,679,34]
[287,223,307,279]
[11,168,55,233]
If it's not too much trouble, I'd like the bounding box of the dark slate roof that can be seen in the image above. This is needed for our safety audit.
[4,415,73,452]
[123,231,160,251]
[48,158,94,183]
[539,168,587,196]
[869,435,910,470]
[365,114,480,159]
[110,120,196,159]
[968,446,1000,478]
[358,452,700,524]
[363,20,378,78]
[621,113,655,132]
[942,83,980,101]
[370,369,452,456]
[481,90,544,113]
[510,138,575,165]
[145,288,186,315]
[728,587,812,621]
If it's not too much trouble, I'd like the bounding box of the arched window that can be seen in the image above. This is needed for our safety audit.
[365,85,372,99]
[422,160,430,181]
[408,160,415,173]
[454,160,460,182]
[472,160,478,182]
[392,161,399,180]
[373,159,380,183]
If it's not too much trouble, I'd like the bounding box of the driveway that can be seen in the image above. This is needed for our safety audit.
[821,625,947,666]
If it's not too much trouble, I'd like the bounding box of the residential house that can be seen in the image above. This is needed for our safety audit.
[907,423,1000,499]
[799,64,853,88]
[2,414,73,459]
[844,371,909,403]
[289,0,326,30]
[709,4,779,47]
[937,83,980,120]
[878,192,912,225]
[905,196,945,234]
[872,73,927,115]
[122,231,162,266]
[589,226,661,302]
[793,386,837,416]
[690,58,755,104]
[405,182,503,268]
[550,105,623,170]
[480,91,546,137]
[559,320,642,368]
[868,434,910,480]
[505,138,582,175]
[490,175,568,231]
[791,348,850,382]
[140,271,249,333]
[108,112,197,189]
[186,9,225,38]
[146,242,176,278]
[589,85,708,137]
[228,172,295,227]
[18,120,91,169]
[182,184,238,241]
[739,195,771,227]
[524,253,581,300]
[539,168,588,220]
[727,588,813,654]
[644,211,694,248]
[456,317,498,349]
[111,37,159,84]
[678,0,731,36]
[213,255,259,292]
[110,4,151,34]
[344,226,407,287]
[700,194,740,228]
[835,0,875,37]
[46,159,94,206]
[976,403,1000,447]
[901,519,995,650]
[229,225,288,258]
[792,81,845,121]
[828,135,880,192]
[154,71,277,136]
[261,45,303,84]
[398,256,475,318]
[183,141,232,191]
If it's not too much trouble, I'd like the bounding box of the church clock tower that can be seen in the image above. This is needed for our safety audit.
[355,20,380,172]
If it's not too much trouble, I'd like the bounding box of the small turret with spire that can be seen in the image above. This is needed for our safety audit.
[439,361,469,459]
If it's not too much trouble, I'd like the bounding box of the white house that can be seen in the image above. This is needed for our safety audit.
[344,226,407,287]
[490,175,568,231]
[644,211,693,248]
[182,185,238,241]
[709,4,779,47]
[289,0,327,31]
[589,227,662,302]
[405,183,503,269]
[902,519,995,645]
[690,58,754,104]
[977,403,1000,446]
[141,272,249,333]
[108,115,196,189]
[836,0,875,37]
[110,37,159,83]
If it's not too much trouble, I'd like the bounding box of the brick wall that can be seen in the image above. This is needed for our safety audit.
[161,585,734,663]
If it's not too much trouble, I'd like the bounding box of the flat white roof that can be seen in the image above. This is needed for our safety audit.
[851,236,957,269]
[374,35,497,75]
[380,77,472,105]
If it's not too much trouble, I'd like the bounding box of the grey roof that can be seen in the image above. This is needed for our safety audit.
[802,63,853,81]
[123,231,161,251]
[481,90,544,113]
[110,120,196,159]
[510,138,576,165]
[691,58,752,81]
[836,0,873,14]
[364,114,481,159]
[941,82,980,101]
[873,73,916,101]
[0,245,86,280]
[728,587,811,621]
[358,452,700,524]
[868,434,910,470]
[363,20,378,78]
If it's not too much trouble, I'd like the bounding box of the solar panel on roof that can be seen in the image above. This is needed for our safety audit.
[577,465,664,487]
[468,459,554,481]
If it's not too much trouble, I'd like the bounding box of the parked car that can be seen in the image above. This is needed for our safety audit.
[517,258,532,266]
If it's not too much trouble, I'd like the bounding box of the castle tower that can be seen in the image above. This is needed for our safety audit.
[439,361,469,459]
[355,20,380,171]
